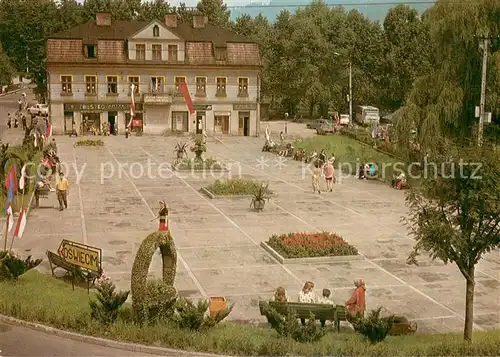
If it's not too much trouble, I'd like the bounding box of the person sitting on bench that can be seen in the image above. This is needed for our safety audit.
[345,279,366,318]
[317,288,334,327]
[298,281,317,325]
[271,286,289,303]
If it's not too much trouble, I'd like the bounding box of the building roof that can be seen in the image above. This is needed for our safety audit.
[48,19,255,45]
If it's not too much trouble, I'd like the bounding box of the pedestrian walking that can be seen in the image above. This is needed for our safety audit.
[323,160,335,192]
[7,113,12,128]
[312,161,321,194]
[56,172,69,211]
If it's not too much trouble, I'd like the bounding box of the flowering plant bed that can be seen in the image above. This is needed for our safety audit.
[173,157,225,171]
[267,232,358,258]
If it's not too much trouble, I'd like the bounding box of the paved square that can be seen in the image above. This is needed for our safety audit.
[16,132,500,334]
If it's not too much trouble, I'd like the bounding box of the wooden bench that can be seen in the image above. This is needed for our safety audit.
[46,250,100,292]
[259,300,348,332]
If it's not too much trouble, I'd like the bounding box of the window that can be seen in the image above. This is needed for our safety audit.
[153,25,159,37]
[83,44,96,58]
[171,111,189,132]
[85,75,97,94]
[107,76,118,94]
[128,76,140,94]
[168,45,178,61]
[216,77,226,97]
[214,47,227,61]
[152,44,162,60]
[238,77,249,97]
[136,44,145,60]
[174,77,185,92]
[61,76,72,94]
[195,77,206,96]
[150,76,164,92]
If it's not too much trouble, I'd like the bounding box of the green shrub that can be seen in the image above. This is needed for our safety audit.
[131,231,178,323]
[89,278,129,324]
[171,297,235,331]
[260,302,325,343]
[352,307,395,344]
[206,179,273,196]
[74,139,104,147]
[0,251,42,281]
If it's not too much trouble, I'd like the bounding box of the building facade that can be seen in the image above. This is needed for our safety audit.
[46,13,261,136]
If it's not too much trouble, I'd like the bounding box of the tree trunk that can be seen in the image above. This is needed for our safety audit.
[463,266,475,341]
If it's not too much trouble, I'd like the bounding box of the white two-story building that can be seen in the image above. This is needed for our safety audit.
[46,12,261,136]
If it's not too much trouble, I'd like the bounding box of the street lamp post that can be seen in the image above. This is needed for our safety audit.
[334,52,352,126]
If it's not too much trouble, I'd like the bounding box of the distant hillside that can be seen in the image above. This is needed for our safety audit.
[229,0,435,22]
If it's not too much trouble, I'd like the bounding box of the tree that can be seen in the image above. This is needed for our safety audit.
[405,144,500,341]
[232,14,254,36]
[196,0,230,28]
[0,47,15,86]
[138,0,172,21]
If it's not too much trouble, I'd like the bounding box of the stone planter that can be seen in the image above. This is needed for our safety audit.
[251,198,266,211]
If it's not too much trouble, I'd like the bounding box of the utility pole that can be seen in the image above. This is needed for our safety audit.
[478,38,489,147]
[348,60,352,126]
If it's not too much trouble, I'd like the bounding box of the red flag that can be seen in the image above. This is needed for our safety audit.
[5,164,17,191]
[178,82,194,114]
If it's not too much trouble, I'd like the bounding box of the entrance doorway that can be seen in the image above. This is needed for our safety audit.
[64,111,74,134]
[214,115,229,134]
[238,112,250,136]
[108,111,117,135]
[82,113,100,135]
[196,111,204,134]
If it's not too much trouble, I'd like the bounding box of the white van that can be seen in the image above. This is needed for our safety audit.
[355,106,380,125]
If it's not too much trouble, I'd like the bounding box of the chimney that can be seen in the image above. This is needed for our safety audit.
[96,12,112,26]
[164,14,178,28]
[192,14,208,29]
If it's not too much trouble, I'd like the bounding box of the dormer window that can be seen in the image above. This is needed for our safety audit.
[153,25,159,37]
[214,46,227,61]
[83,44,96,58]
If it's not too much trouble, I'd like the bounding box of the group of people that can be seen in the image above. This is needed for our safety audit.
[311,150,336,194]
[272,279,366,326]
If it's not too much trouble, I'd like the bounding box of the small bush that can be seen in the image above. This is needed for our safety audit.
[206,179,273,196]
[74,139,104,147]
[171,297,235,331]
[261,302,325,343]
[0,251,42,281]
[89,277,129,324]
[352,307,395,344]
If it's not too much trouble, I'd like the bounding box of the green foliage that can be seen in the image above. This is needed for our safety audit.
[173,142,188,159]
[251,182,272,201]
[351,307,395,344]
[260,302,326,343]
[74,139,104,147]
[89,279,129,324]
[0,251,42,281]
[131,231,178,323]
[170,297,234,331]
[190,135,207,160]
[2,271,500,356]
[0,50,15,86]
[206,179,273,196]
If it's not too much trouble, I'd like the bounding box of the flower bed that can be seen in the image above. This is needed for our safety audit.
[174,157,225,171]
[74,139,104,147]
[205,179,273,196]
[267,232,358,258]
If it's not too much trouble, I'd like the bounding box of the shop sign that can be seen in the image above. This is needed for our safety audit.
[193,105,212,111]
[63,103,143,112]
[143,94,172,105]
[214,111,231,116]
[233,103,257,111]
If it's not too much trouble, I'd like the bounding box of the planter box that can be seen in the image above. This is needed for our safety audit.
[201,187,253,200]
[260,241,363,264]
[171,165,229,173]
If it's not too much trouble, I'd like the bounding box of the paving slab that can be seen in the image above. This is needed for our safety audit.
[11,134,500,334]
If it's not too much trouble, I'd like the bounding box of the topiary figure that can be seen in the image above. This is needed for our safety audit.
[131,231,178,323]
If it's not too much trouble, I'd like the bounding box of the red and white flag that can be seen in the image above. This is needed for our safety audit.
[179,82,194,114]
[13,208,26,239]
[127,83,136,128]
[6,204,14,233]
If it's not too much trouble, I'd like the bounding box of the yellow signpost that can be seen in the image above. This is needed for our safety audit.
[57,240,102,273]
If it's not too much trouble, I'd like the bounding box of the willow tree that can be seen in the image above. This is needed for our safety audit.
[405,144,500,341]
[394,0,500,157]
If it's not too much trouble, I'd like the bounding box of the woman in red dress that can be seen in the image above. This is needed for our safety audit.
[157,200,169,232]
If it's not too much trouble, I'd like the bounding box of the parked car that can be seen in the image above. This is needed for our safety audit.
[316,122,335,135]
[307,119,331,130]
[339,114,349,126]
[28,103,48,117]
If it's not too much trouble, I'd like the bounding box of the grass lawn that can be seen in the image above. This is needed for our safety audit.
[1,270,499,356]
[205,179,271,196]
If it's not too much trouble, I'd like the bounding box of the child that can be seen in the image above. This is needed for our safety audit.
[323,160,334,192]
[318,288,333,327]
[312,162,321,194]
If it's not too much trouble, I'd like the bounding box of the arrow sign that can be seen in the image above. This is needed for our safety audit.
[57,239,102,273]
